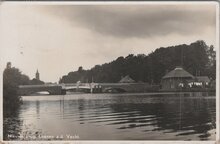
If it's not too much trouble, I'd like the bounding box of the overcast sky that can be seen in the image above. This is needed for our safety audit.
[0,2,217,83]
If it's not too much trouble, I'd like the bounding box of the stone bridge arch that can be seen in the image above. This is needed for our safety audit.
[18,85,63,96]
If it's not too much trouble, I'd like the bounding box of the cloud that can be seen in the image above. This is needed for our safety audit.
[42,4,216,38]
[1,3,216,82]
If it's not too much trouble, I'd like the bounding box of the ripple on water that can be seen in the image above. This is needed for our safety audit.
[4,93,216,140]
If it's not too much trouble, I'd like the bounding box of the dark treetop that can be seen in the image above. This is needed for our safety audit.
[59,40,216,84]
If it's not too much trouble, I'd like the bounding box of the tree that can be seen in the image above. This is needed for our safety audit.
[29,78,44,85]
[205,45,216,79]
[78,66,83,73]
[59,40,215,84]
[207,45,216,66]
[3,63,30,117]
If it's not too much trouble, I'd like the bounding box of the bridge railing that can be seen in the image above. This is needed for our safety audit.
[19,84,62,88]
[19,82,151,89]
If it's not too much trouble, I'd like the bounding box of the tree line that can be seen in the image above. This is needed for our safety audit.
[59,40,216,84]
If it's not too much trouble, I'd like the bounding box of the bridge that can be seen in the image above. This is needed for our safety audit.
[18,83,100,96]
[62,83,93,93]
[18,82,158,96]
[100,83,154,93]
[57,82,153,93]
[18,84,64,96]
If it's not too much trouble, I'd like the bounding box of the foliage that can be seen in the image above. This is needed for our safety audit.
[205,45,216,80]
[29,78,45,85]
[3,66,30,117]
[59,40,216,84]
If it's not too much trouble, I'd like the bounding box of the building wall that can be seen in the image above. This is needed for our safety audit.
[161,78,191,91]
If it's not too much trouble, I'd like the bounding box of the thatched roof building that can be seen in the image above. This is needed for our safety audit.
[187,76,211,87]
[161,66,194,91]
[162,66,194,79]
[119,75,135,83]
[195,76,210,83]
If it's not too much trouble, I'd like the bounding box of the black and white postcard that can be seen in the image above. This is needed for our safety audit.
[0,1,219,143]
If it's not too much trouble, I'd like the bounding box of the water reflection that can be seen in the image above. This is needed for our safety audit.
[3,111,22,140]
[3,92,215,140]
[36,100,40,118]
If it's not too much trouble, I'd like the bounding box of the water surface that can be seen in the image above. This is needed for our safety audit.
[4,92,216,140]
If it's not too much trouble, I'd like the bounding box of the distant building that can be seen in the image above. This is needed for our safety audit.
[188,76,211,88]
[30,69,44,85]
[36,69,40,80]
[119,75,135,83]
[195,76,210,85]
[161,66,194,91]
[30,78,44,85]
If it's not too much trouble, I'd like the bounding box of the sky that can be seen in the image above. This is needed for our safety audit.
[0,2,217,83]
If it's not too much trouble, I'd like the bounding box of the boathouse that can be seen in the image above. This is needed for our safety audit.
[195,76,210,86]
[161,66,194,91]
[188,76,211,88]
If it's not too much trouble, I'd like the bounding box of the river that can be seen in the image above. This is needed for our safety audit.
[3,92,216,141]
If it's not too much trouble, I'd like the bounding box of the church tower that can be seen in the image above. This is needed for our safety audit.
[36,69,40,80]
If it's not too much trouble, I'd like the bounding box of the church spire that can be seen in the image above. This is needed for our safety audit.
[36,69,40,80]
